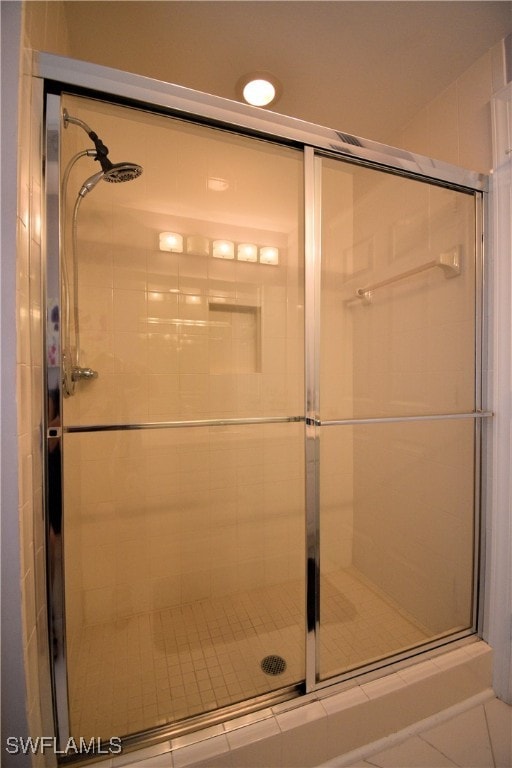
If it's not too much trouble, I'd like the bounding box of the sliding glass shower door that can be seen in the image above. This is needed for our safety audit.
[317,156,479,680]
[46,84,484,748]
[55,93,306,740]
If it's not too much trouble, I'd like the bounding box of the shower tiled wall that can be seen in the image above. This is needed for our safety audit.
[16,56,49,748]
[396,42,507,173]
[15,1,71,759]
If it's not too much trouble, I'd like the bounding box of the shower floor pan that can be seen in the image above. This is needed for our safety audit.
[64,567,428,741]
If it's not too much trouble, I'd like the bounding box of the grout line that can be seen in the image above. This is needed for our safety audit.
[482,701,497,768]
[416,733,462,767]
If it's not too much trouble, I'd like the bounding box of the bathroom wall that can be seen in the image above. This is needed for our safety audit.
[394,41,507,173]
[15,2,71,761]
[2,4,30,762]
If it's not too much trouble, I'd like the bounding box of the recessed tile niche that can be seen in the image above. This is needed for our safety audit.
[209,301,261,374]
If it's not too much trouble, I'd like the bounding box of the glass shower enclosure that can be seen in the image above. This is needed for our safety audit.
[43,70,487,752]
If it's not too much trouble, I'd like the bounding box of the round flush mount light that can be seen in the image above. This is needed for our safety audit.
[237,72,281,108]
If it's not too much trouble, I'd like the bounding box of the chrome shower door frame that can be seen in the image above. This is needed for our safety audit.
[38,52,489,754]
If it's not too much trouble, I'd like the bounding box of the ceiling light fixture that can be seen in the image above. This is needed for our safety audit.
[237,72,281,108]
[207,177,230,192]
[212,240,235,260]
[259,246,279,266]
[159,231,280,266]
[159,232,183,253]
[237,243,258,262]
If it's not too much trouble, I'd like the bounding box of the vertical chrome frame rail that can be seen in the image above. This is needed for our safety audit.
[304,147,322,692]
[44,91,71,747]
[474,190,487,637]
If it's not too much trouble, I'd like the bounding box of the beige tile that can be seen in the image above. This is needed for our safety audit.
[171,734,230,768]
[490,39,507,92]
[225,716,281,750]
[361,674,406,700]
[463,640,493,661]
[129,754,173,767]
[324,697,388,760]
[276,700,325,732]
[430,645,473,671]
[113,332,148,374]
[427,84,459,165]
[113,249,147,291]
[228,737,282,768]
[180,756,231,768]
[421,705,494,767]
[368,735,458,767]
[178,334,209,374]
[148,333,178,374]
[395,659,438,685]
[398,110,430,157]
[457,52,493,174]
[113,288,147,332]
[278,713,330,767]
[346,763,375,767]
[112,741,173,767]
[484,697,512,768]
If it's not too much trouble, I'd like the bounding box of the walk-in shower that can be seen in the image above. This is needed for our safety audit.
[43,76,488,758]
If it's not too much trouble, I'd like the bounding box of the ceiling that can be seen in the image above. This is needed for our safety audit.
[62,1,511,143]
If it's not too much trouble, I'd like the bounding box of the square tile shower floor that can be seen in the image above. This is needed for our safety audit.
[65,568,429,740]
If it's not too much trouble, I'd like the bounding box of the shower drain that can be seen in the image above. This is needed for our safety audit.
[260,654,287,676]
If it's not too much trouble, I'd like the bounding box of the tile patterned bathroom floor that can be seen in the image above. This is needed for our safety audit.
[65,567,429,741]
[339,696,512,768]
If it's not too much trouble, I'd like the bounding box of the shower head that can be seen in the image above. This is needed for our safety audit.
[102,160,143,184]
[63,108,143,188]
[78,161,143,197]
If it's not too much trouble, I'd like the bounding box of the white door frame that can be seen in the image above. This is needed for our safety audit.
[486,82,512,704]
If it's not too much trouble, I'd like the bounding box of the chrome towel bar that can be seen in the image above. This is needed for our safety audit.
[356,247,461,301]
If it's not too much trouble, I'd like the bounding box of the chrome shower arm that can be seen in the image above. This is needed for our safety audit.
[63,108,111,169]
[63,108,93,136]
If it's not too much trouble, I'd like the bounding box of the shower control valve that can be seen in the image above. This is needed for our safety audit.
[72,366,99,382]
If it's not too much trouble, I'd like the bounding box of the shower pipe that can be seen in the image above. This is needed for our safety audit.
[61,109,143,396]
[356,249,461,300]
[60,149,99,397]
